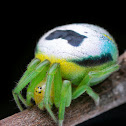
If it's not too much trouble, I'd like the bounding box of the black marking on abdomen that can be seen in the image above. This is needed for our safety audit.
[45,30,87,47]
[71,53,113,67]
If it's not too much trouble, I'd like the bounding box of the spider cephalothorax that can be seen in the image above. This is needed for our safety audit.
[12,23,119,126]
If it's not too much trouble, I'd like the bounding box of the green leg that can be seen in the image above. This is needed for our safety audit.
[43,63,72,126]
[53,63,62,108]
[58,80,72,126]
[12,58,40,111]
[26,65,49,105]
[72,64,119,105]
[38,63,60,123]
[12,59,50,111]
[19,58,41,83]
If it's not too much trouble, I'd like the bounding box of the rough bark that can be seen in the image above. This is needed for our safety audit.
[0,52,126,126]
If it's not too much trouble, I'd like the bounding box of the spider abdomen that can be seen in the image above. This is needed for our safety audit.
[35,24,118,85]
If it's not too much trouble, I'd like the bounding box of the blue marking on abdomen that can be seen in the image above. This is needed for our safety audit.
[45,30,87,47]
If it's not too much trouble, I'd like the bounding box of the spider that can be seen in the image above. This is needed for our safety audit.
[12,23,119,126]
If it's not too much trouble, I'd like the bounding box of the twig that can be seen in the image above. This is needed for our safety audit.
[0,52,126,126]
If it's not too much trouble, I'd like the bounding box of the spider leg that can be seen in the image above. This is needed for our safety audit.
[38,63,62,123]
[53,63,62,108]
[18,58,41,84]
[58,80,72,126]
[72,74,99,105]
[26,65,49,106]
[12,58,40,110]
[12,59,50,111]
[38,63,72,125]
[72,64,119,105]
[54,64,72,126]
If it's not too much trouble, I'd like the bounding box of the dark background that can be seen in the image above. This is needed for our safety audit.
[1,3,126,126]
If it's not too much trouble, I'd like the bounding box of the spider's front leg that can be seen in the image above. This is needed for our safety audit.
[38,63,72,126]
[37,63,61,123]
[38,63,63,123]
[26,64,49,106]
[72,64,119,105]
[12,59,50,111]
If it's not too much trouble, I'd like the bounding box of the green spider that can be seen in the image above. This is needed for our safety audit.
[12,23,119,126]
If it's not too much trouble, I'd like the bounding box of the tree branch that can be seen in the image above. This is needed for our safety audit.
[1,52,126,126]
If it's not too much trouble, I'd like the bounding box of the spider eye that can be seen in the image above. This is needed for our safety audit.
[38,86,42,89]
